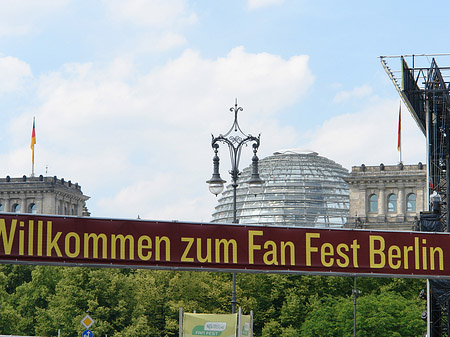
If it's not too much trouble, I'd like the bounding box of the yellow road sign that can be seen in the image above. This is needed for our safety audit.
[81,314,94,329]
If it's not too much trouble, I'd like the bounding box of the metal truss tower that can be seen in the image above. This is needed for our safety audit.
[381,54,450,337]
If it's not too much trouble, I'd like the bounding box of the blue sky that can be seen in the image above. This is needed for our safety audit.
[0,0,447,221]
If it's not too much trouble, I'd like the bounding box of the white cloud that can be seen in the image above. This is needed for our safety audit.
[136,46,314,125]
[333,84,372,103]
[102,0,195,54]
[248,0,284,10]
[150,32,188,52]
[304,99,426,170]
[0,0,69,36]
[5,48,313,221]
[0,56,32,93]
[97,175,217,222]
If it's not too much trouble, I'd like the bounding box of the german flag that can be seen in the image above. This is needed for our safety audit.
[31,118,36,164]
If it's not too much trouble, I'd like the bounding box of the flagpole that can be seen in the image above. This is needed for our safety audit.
[398,102,402,164]
[31,117,36,177]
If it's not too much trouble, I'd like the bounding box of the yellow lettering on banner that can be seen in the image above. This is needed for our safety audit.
[422,239,427,270]
[19,221,25,255]
[37,221,43,256]
[0,219,16,255]
[415,237,420,270]
[321,243,334,267]
[336,243,349,268]
[305,233,320,266]
[197,238,212,263]
[215,239,237,264]
[46,221,62,257]
[350,240,360,268]
[155,236,170,261]
[388,245,401,269]
[137,235,152,261]
[368,235,444,271]
[430,247,444,271]
[111,234,134,260]
[84,233,108,259]
[403,245,413,269]
[369,235,385,268]
[28,220,34,256]
[263,241,278,265]
[181,237,194,262]
[280,241,295,266]
[248,230,263,264]
[65,232,80,258]
[305,233,360,268]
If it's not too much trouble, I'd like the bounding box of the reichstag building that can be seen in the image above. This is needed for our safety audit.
[211,150,350,227]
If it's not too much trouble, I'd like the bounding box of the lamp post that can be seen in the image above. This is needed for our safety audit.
[207,99,264,313]
[353,276,361,337]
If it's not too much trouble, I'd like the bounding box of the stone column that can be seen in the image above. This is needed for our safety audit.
[379,188,386,217]
[20,194,26,213]
[4,194,10,212]
[38,193,44,214]
[359,187,367,218]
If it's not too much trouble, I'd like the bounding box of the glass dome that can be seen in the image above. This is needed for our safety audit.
[211,150,349,227]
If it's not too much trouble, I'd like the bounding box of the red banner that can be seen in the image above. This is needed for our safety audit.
[0,213,448,278]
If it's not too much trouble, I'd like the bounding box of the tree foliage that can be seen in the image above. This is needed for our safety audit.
[0,264,426,336]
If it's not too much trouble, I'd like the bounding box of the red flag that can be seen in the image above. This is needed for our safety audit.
[397,103,401,151]
[31,118,36,163]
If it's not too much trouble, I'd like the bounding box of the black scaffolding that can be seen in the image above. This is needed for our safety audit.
[381,54,450,336]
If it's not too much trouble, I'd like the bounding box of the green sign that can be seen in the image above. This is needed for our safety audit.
[183,313,237,337]
[240,315,251,336]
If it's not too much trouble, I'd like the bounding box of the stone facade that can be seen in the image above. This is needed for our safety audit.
[0,175,89,216]
[345,163,426,231]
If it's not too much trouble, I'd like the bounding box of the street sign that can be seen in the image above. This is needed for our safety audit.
[82,330,93,337]
[81,314,94,329]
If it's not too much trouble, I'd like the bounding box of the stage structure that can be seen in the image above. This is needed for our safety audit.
[381,53,450,337]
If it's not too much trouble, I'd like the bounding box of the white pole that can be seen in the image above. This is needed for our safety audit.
[250,310,254,337]
[237,307,242,337]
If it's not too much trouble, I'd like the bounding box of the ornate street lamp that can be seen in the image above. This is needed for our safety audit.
[207,99,264,313]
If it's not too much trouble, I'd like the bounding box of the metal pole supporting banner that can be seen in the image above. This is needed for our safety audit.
[353,277,357,337]
[179,307,183,337]
[232,272,237,314]
[427,281,431,337]
[425,101,431,337]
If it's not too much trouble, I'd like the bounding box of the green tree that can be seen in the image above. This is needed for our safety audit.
[0,263,428,337]
[355,292,425,336]
[0,269,22,334]
[0,264,34,293]
[9,266,63,334]
[34,267,136,337]
[301,292,425,336]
